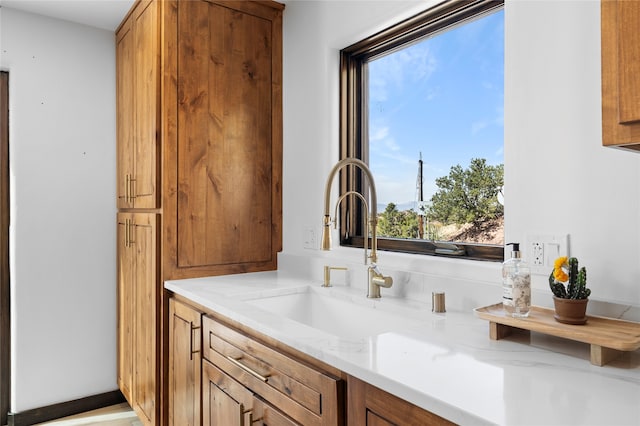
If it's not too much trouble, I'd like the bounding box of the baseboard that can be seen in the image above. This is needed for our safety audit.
[7,390,125,426]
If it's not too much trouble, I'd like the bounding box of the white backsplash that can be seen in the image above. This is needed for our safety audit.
[278,252,640,322]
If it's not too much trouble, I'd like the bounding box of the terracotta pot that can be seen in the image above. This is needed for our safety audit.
[553,296,588,325]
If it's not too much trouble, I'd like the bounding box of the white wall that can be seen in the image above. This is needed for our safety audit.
[0,0,637,413]
[0,8,117,412]
[281,0,640,308]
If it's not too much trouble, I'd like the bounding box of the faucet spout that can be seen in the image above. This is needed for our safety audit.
[321,158,378,264]
[322,157,392,298]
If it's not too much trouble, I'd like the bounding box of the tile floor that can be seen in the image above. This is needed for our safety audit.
[34,403,141,426]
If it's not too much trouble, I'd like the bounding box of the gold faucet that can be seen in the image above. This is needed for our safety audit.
[321,158,393,298]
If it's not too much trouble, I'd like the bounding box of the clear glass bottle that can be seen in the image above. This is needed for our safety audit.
[502,243,531,318]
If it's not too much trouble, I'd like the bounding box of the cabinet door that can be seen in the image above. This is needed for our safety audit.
[117,212,159,426]
[164,0,283,279]
[601,0,640,150]
[203,360,298,426]
[133,212,158,425]
[116,20,135,209]
[347,375,454,426]
[252,397,300,426]
[203,360,254,426]
[132,0,159,208]
[169,299,202,426]
[116,213,134,402]
[116,0,159,208]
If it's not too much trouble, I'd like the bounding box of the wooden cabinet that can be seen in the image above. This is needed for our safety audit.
[116,0,283,423]
[117,212,159,425]
[168,299,202,426]
[162,0,283,279]
[116,0,159,209]
[601,0,640,151]
[168,297,462,426]
[347,376,454,426]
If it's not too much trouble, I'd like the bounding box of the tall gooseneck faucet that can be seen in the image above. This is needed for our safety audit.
[322,158,393,298]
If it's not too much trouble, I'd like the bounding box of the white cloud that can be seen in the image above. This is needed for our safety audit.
[384,137,401,152]
[370,126,389,142]
[369,42,437,103]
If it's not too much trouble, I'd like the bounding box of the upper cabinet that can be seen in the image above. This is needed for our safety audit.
[116,0,283,279]
[162,0,283,279]
[116,0,159,209]
[601,0,640,151]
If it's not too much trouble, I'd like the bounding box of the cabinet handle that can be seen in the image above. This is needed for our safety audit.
[240,407,254,426]
[129,176,136,202]
[124,174,137,204]
[123,219,135,248]
[249,412,263,424]
[125,174,130,204]
[124,218,130,248]
[190,325,201,360]
[128,220,135,247]
[226,356,269,383]
[242,408,263,425]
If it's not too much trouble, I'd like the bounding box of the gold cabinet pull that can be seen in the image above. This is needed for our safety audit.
[125,219,135,247]
[226,356,269,382]
[190,325,201,360]
[124,218,130,248]
[129,177,136,201]
[125,174,130,204]
[124,174,137,204]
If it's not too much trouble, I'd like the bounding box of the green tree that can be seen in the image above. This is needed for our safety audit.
[428,158,503,226]
[377,203,420,238]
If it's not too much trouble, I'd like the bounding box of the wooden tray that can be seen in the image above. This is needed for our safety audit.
[474,303,640,366]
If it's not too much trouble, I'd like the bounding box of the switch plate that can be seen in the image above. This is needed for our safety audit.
[526,234,569,275]
[303,227,317,250]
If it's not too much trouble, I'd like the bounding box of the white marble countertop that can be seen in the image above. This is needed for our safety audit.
[165,270,640,426]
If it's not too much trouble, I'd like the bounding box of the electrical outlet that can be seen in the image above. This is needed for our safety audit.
[526,234,569,275]
[303,227,317,250]
[532,242,544,266]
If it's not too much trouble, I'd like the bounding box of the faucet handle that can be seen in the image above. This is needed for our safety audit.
[323,265,348,287]
[371,274,393,288]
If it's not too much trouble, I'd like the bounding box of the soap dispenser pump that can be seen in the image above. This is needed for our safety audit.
[502,243,531,318]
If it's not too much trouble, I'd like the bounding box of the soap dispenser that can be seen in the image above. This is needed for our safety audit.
[502,243,531,318]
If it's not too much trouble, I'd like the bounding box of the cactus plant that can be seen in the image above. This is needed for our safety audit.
[549,256,590,299]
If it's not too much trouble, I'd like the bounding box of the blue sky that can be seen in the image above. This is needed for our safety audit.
[368,9,504,208]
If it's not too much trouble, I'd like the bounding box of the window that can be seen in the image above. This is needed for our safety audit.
[339,0,504,261]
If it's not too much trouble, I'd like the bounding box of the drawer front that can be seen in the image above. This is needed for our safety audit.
[203,316,343,425]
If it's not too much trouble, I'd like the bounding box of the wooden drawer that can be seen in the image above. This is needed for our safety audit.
[203,316,343,425]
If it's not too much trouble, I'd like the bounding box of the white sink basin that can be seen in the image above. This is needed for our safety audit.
[242,286,415,339]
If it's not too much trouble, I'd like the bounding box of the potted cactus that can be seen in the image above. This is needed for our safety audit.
[549,256,590,324]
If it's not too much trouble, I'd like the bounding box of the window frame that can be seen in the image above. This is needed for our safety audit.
[339,0,505,262]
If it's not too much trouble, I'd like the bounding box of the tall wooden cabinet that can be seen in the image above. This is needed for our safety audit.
[117,212,159,425]
[601,0,640,151]
[116,0,159,209]
[116,1,283,424]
